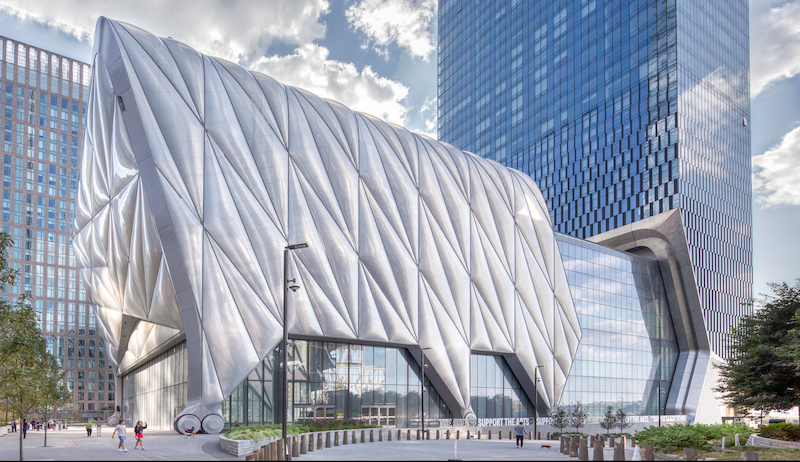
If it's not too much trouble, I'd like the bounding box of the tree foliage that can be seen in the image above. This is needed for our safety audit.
[550,404,569,433]
[615,408,631,433]
[569,402,587,433]
[599,406,617,435]
[0,232,70,460]
[715,282,800,414]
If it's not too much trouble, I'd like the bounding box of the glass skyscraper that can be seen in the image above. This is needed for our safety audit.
[0,36,115,419]
[437,0,752,357]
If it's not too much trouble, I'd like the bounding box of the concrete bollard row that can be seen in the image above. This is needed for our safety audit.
[352,430,357,444]
[593,439,604,461]
[362,430,366,443]
[578,437,589,461]
[570,436,579,457]
[300,435,307,454]
[378,429,383,442]
[613,442,625,461]
[276,439,285,462]
[292,437,299,458]
[343,430,349,445]
[370,430,375,443]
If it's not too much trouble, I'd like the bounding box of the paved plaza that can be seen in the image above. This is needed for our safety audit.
[0,426,635,460]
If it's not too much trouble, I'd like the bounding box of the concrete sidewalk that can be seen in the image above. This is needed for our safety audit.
[0,426,239,460]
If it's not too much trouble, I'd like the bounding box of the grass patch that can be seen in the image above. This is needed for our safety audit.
[696,446,800,461]
[224,420,379,441]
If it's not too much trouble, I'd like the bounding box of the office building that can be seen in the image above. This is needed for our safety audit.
[75,18,719,432]
[0,36,115,419]
[437,0,753,358]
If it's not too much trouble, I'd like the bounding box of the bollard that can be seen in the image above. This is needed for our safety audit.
[326,432,332,448]
[735,433,741,447]
[292,437,299,458]
[370,430,375,443]
[538,431,542,440]
[397,429,401,441]
[270,442,279,461]
[457,430,461,440]
[478,430,481,440]
[246,453,257,462]
[621,436,627,448]
[388,429,393,441]
[343,430,349,445]
[682,448,697,461]
[416,429,420,440]
[609,436,615,448]
[499,430,503,440]
[613,442,625,461]
[741,452,759,461]
[407,429,411,441]
[308,434,315,453]
[509,431,513,440]
[467,430,471,439]
[489,430,492,440]
[641,445,653,461]
[317,432,323,450]
[276,440,285,462]
[353,430,357,444]
[593,440,605,461]
[436,429,440,440]
[722,436,726,451]
[547,432,551,440]
[300,435,307,454]
[446,430,451,440]
[578,437,589,461]
[362,430,366,443]
[570,436,579,457]
[334,431,340,446]
[561,436,568,454]
[379,429,383,442]
[530,431,533,440]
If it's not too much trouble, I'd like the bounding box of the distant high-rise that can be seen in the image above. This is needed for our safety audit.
[0,36,114,418]
[437,0,753,358]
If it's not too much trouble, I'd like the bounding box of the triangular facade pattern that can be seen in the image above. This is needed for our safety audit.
[73,17,581,430]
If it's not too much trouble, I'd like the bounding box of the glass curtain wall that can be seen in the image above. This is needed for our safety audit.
[221,340,452,428]
[557,234,679,417]
[469,354,535,419]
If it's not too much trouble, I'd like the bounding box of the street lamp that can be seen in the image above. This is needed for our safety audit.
[420,347,432,439]
[533,365,545,441]
[657,380,668,427]
[283,243,307,461]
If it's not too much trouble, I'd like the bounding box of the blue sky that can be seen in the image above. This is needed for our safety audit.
[0,0,796,299]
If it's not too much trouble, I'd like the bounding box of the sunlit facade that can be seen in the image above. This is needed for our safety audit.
[78,18,720,433]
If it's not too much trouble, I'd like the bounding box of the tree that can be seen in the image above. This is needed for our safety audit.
[599,406,617,436]
[569,402,587,433]
[0,232,63,461]
[36,355,71,448]
[715,282,800,418]
[550,404,569,434]
[615,408,631,434]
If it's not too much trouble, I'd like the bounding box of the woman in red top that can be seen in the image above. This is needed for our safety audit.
[133,421,147,450]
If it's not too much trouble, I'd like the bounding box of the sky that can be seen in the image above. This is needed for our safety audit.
[0,0,796,300]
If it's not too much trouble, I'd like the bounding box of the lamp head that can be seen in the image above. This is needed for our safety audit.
[289,285,300,292]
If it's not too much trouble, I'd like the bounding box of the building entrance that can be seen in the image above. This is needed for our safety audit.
[361,405,396,426]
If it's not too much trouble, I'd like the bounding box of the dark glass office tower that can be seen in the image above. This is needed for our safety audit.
[437,0,752,358]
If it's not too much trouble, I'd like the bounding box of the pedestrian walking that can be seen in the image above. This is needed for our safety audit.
[134,421,147,450]
[86,419,93,436]
[112,420,128,452]
[514,422,525,448]
[22,419,28,439]
[96,420,102,436]
[10,420,15,433]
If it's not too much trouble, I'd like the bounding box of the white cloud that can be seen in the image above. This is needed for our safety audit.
[345,0,436,60]
[753,124,800,206]
[1,0,416,126]
[415,96,437,138]
[0,0,330,63]
[254,44,409,125]
[751,1,800,95]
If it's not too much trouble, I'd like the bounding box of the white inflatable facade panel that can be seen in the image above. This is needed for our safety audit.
[73,17,580,430]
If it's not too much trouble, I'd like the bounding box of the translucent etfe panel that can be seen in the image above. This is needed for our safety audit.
[220,339,453,428]
[556,234,679,417]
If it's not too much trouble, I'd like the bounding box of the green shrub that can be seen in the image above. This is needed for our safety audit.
[760,423,800,442]
[224,420,379,441]
[634,424,755,453]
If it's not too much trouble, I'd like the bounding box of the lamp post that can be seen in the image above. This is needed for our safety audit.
[657,380,668,427]
[533,365,545,441]
[420,347,432,438]
[283,243,307,461]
